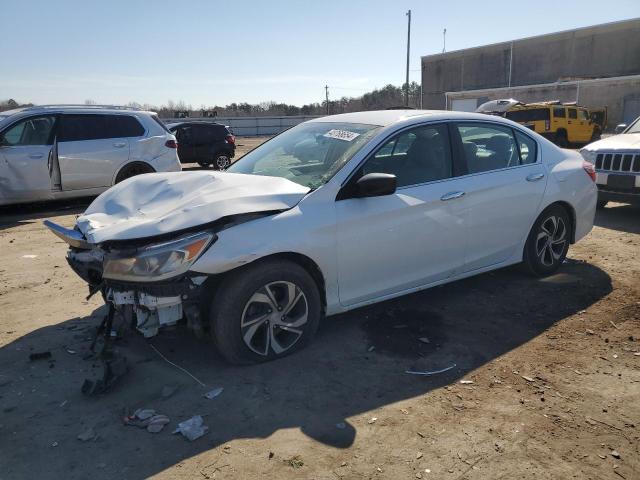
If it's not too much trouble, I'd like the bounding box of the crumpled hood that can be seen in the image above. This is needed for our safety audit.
[76,171,310,243]
[584,134,640,151]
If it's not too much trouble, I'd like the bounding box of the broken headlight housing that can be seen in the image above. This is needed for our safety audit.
[103,232,215,282]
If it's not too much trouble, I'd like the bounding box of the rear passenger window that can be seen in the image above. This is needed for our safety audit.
[107,115,145,137]
[553,107,566,118]
[568,109,577,119]
[58,115,108,142]
[192,125,209,144]
[212,125,227,141]
[456,123,519,173]
[361,124,452,188]
[514,131,538,164]
[59,114,144,142]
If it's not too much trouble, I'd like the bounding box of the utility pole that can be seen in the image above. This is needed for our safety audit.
[325,85,329,115]
[404,10,411,107]
[442,28,447,53]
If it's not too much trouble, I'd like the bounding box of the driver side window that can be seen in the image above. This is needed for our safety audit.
[360,124,452,188]
[1,116,56,146]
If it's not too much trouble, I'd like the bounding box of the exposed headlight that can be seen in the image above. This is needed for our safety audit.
[579,148,597,163]
[103,232,215,282]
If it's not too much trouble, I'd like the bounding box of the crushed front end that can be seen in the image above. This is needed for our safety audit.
[47,220,215,339]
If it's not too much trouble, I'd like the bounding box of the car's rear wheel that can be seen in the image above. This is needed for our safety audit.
[210,259,321,364]
[214,154,231,170]
[523,205,571,276]
[554,131,569,148]
[115,162,154,183]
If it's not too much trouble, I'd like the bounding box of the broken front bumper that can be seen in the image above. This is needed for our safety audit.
[45,220,212,339]
[102,275,209,338]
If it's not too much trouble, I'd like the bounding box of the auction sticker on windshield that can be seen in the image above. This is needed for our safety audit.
[323,129,360,141]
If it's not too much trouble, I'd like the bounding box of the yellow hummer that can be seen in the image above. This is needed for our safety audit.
[503,101,604,147]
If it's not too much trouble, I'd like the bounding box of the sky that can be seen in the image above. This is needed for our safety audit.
[2,0,638,107]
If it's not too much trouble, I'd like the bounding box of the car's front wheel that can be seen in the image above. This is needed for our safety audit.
[523,205,571,276]
[210,259,322,364]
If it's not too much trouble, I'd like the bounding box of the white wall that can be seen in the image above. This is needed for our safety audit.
[162,115,322,136]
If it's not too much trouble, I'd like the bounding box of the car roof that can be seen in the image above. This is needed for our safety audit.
[308,109,521,127]
[0,105,156,121]
[166,121,226,128]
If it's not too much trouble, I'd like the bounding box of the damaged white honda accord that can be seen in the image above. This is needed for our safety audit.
[46,110,597,364]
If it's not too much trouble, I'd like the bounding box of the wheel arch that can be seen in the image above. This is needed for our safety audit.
[257,252,327,312]
[208,251,328,313]
[113,161,156,184]
[536,200,577,244]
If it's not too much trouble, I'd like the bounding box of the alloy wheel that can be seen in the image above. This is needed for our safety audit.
[216,155,230,170]
[535,215,567,267]
[240,281,308,356]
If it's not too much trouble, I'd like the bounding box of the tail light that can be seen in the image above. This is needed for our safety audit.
[165,139,178,149]
[225,134,236,146]
[582,160,596,182]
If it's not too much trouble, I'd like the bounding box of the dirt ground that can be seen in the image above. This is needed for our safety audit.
[0,139,638,479]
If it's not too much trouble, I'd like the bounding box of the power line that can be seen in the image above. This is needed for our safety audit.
[405,9,411,107]
[325,85,329,115]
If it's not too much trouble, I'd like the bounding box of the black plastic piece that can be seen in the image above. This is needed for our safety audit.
[355,173,397,198]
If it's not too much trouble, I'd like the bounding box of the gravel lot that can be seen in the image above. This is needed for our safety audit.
[0,137,638,479]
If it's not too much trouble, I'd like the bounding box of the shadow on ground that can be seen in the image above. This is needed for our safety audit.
[594,203,640,234]
[0,258,612,479]
[0,199,89,231]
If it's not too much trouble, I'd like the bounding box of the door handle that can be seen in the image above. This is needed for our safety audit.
[29,153,44,159]
[526,173,545,182]
[440,191,465,201]
[113,142,126,148]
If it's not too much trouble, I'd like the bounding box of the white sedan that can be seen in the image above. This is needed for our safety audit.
[47,110,597,364]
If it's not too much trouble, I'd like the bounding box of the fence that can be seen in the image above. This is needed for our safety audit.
[161,115,323,136]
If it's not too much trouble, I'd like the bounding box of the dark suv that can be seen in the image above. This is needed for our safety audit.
[167,121,235,169]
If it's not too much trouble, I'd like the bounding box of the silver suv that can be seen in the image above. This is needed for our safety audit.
[0,105,181,206]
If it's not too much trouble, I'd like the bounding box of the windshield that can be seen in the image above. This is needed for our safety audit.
[227,122,380,189]
[626,117,640,134]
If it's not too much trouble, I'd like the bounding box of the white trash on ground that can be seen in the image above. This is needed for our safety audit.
[173,415,208,441]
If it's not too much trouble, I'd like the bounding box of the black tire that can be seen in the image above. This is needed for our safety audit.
[591,128,602,142]
[554,131,569,148]
[523,205,571,277]
[596,200,608,209]
[214,153,231,170]
[210,259,322,364]
[115,162,154,183]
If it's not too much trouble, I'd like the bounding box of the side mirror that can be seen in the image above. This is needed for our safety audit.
[615,124,627,134]
[355,173,397,198]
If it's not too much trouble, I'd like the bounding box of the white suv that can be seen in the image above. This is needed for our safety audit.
[0,105,181,206]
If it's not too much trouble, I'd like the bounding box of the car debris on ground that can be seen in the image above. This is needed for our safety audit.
[203,387,224,399]
[173,415,208,441]
[124,408,171,434]
[405,363,457,376]
[29,351,52,361]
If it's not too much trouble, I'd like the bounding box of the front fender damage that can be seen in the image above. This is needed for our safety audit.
[47,209,280,339]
